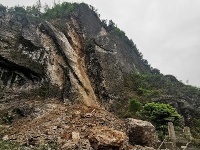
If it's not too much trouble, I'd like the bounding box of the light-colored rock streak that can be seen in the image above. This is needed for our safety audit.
[46,22,98,107]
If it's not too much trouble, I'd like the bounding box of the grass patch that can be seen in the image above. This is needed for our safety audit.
[0,140,21,150]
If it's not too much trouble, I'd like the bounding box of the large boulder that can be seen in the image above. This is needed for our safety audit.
[88,126,128,149]
[126,118,157,147]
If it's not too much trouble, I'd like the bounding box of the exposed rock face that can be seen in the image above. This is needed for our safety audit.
[0,3,150,106]
[126,118,157,147]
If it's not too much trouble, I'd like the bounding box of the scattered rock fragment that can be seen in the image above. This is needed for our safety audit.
[84,113,93,118]
[2,135,9,140]
[72,132,80,142]
[61,140,78,149]
[52,126,57,130]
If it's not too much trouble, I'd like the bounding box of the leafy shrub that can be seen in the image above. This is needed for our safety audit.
[139,102,182,126]
[0,5,6,12]
[137,87,160,98]
[191,119,200,138]
[14,6,27,14]
[0,140,20,150]
[112,27,126,38]
[129,98,142,113]
[139,102,182,138]
[43,2,78,19]
[1,112,14,124]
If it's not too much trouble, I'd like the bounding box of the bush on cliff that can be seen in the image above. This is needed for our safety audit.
[129,98,143,114]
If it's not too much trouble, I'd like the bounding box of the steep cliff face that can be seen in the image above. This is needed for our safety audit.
[0,3,150,106]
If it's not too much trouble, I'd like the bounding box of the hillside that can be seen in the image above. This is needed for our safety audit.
[0,2,200,149]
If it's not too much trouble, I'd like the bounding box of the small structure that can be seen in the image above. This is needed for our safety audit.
[168,122,176,149]
[183,126,193,141]
[157,122,194,150]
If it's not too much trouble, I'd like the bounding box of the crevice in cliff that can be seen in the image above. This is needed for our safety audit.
[59,63,71,101]
[0,55,43,86]
[18,35,41,52]
[94,39,114,53]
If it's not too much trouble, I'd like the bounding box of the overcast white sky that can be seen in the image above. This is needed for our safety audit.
[1,0,200,87]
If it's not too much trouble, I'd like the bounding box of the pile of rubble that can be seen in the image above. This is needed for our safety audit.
[0,99,157,149]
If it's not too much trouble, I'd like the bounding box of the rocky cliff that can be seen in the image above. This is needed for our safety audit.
[0,3,150,106]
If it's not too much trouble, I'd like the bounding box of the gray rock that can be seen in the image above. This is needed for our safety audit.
[126,118,157,147]
[2,135,9,141]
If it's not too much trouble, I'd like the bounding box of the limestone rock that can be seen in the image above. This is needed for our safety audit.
[79,139,93,150]
[72,132,80,142]
[88,126,128,149]
[61,140,78,149]
[126,118,157,147]
[2,135,9,141]
[130,145,156,150]
[61,139,93,150]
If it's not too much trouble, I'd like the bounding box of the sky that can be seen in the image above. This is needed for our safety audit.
[1,0,200,87]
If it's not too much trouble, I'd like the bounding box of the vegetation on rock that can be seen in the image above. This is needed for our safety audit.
[129,98,143,114]
[128,97,182,138]
[0,140,20,150]
[43,2,79,19]
[126,73,200,99]
[125,72,200,140]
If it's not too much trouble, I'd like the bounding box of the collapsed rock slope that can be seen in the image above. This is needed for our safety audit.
[0,3,155,149]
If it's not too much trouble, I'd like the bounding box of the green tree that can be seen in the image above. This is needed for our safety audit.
[139,102,182,137]
[108,20,115,27]
[14,6,26,14]
[43,3,50,13]
[43,2,78,19]
[0,4,6,12]
[129,98,142,114]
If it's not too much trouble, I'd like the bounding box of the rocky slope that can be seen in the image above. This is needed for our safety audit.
[0,98,157,149]
[0,2,200,149]
[0,3,156,149]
